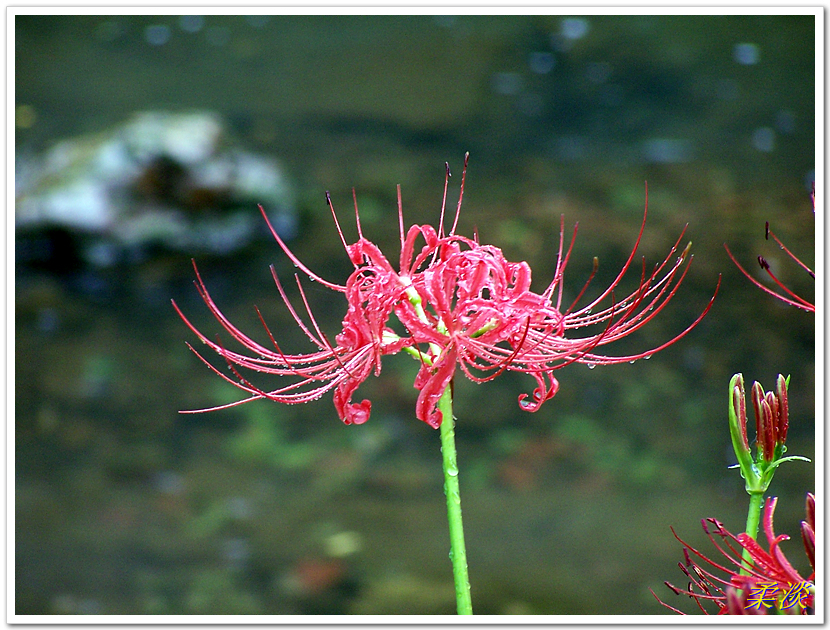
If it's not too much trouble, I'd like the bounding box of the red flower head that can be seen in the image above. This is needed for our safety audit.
[656,495,815,614]
[174,155,718,428]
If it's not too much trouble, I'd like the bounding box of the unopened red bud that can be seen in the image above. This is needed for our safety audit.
[776,374,789,444]
[732,375,749,451]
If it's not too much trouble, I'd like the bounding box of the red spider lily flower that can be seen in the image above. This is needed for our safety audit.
[723,187,815,313]
[655,495,815,614]
[173,156,719,428]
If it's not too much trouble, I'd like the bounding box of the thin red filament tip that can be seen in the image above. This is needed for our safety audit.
[326,191,351,256]
[450,152,469,236]
[767,225,815,278]
[438,161,451,239]
[352,188,363,240]
[397,184,405,254]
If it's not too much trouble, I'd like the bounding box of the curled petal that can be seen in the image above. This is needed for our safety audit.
[401,223,439,274]
[340,399,372,425]
[331,357,374,425]
[414,350,458,428]
[517,371,559,412]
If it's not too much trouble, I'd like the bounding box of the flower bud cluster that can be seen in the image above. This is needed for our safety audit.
[728,373,807,494]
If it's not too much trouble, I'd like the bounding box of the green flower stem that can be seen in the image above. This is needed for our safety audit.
[402,283,472,613]
[744,491,764,541]
[438,384,473,615]
[739,490,765,577]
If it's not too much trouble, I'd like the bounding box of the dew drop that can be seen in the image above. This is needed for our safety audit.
[644,354,652,360]
[586,363,596,370]
[447,466,459,477]
[629,359,636,364]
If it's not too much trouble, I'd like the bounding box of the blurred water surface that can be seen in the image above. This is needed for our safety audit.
[15,13,816,615]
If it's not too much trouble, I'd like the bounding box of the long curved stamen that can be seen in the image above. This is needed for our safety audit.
[269,266,325,348]
[352,188,364,241]
[724,244,814,313]
[258,204,345,291]
[563,256,597,317]
[449,152,469,237]
[758,256,815,309]
[438,161,451,240]
[767,225,815,278]
[457,316,533,383]
[568,234,689,330]
[546,216,580,313]
[579,185,650,313]
[180,262,276,358]
[398,184,406,255]
[251,305,347,381]
[580,272,720,365]
[293,274,360,381]
[327,192,354,265]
